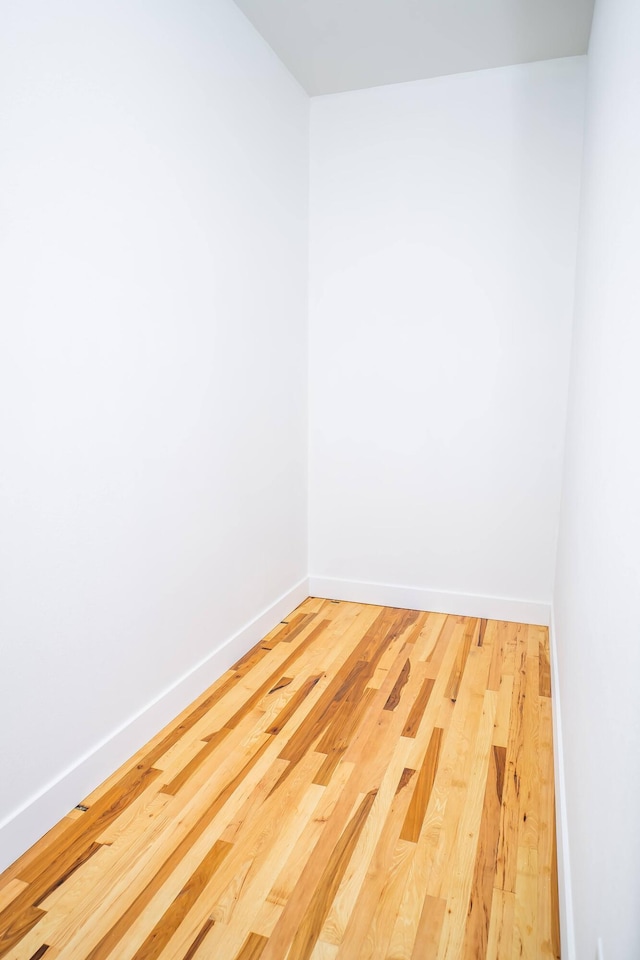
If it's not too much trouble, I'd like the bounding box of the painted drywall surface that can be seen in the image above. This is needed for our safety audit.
[553,0,640,956]
[0,0,308,848]
[309,58,586,606]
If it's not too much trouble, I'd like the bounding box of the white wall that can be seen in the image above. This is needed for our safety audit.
[309,58,586,621]
[553,1,640,957]
[0,0,308,867]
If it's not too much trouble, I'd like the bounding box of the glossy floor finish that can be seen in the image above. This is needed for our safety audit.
[0,598,560,959]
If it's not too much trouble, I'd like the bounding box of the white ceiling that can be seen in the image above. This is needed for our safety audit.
[232,0,595,96]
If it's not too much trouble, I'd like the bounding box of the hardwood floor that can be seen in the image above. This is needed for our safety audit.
[0,598,560,959]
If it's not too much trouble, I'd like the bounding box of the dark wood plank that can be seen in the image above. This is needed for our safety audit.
[313,689,377,787]
[445,619,478,701]
[27,946,49,960]
[234,931,269,960]
[384,659,411,711]
[396,767,416,795]
[279,613,318,644]
[268,677,294,695]
[401,677,435,738]
[0,908,45,960]
[400,727,444,843]
[539,638,552,699]
[233,646,273,678]
[461,745,507,960]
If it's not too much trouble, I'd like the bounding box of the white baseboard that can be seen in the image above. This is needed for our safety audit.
[0,577,310,873]
[309,576,550,626]
[549,610,576,960]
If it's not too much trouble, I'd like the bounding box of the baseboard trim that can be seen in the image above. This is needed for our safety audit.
[548,610,576,960]
[309,576,550,626]
[0,577,310,873]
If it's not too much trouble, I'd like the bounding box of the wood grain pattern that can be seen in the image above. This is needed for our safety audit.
[0,598,558,960]
[400,726,443,843]
[460,745,506,960]
[444,617,478,700]
[401,676,435,738]
[182,917,215,960]
[0,881,28,916]
[130,840,232,960]
[287,789,378,960]
[412,894,446,959]
[234,931,269,960]
[26,946,49,960]
[539,636,552,699]
[384,659,411,711]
